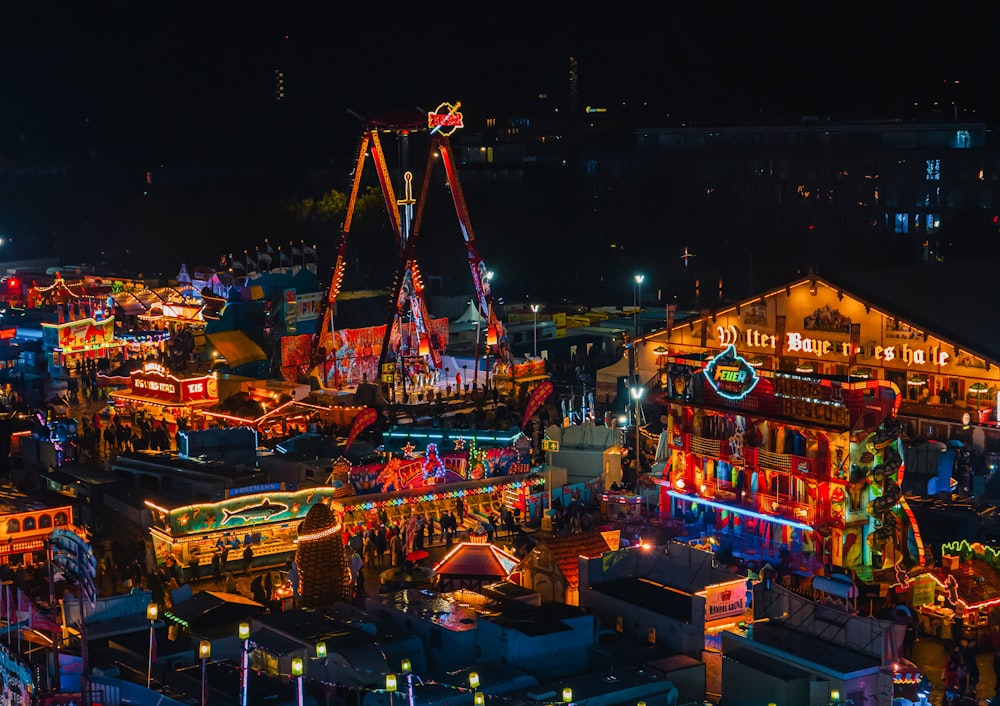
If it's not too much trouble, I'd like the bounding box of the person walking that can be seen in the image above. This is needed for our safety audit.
[961,638,980,698]
[242,543,254,575]
[993,641,1000,702]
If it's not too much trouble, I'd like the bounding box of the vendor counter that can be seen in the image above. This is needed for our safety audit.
[918,603,991,644]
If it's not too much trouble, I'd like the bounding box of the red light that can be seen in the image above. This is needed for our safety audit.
[7,278,18,290]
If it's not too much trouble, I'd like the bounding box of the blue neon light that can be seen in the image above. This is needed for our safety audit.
[665,490,813,532]
[704,344,760,400]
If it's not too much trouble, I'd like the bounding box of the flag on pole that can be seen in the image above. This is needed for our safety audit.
[521,380,554,431]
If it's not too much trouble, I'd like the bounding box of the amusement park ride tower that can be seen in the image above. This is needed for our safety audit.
[313,102,511,393]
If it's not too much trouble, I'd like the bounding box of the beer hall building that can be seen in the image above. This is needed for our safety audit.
[625,272,1000,575]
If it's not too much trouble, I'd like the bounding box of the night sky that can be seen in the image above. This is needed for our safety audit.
[0,5,995,303]
[4,5,993,159]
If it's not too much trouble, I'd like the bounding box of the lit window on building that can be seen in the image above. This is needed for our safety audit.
[926,159,940,181]
[957,130,971,148]
[894,213,909,234]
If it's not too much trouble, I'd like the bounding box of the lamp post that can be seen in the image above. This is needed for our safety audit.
[630,386,644,492]
[146,603,158,688]
[530,304,540,357]
[238,622,250,706]
[401,657,415,706]
[292,656,304,706]
[199,639,211,706]
[633,274,645,340]
[386,672,398,706]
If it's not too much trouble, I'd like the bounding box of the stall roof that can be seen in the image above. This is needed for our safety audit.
[812,574,858,599]
[207,329,267,368]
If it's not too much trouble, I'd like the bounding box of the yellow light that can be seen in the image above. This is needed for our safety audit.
[292,657,304,676]
[386,674,398,692]
[469,672,480,689]
[146,603,158,621]
[474,693,485,706]
[316,641,327,658]
[401,658,412,675]
[638,702,646,706]
[562,688,573,703]
[239,622,250,640]
[831,690,841,702]
[199,640,211,660]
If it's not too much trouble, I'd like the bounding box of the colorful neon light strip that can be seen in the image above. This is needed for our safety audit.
[665,490,814,532]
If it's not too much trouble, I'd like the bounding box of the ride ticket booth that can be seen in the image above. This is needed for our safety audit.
[601,491,643,522]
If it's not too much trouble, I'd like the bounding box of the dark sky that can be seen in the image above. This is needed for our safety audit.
[2,4,995,163]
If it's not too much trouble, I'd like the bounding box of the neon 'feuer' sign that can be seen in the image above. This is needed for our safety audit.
[704,344,760,400]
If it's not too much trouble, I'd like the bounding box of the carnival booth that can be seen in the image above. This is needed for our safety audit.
[109,362,219,429]
[145,485,341,573]
[910,540,1000,644]
[41,313,123,373]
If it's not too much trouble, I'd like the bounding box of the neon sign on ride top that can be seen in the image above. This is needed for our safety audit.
[428,101,464,136]
[704,344,760,400]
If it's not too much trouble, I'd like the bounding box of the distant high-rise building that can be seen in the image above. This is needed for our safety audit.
[568,56,578,114]
[274,68,286,102]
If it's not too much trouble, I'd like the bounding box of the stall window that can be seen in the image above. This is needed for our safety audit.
[23,517,35,531]
[54,513,67,526]
[39,515,52,529]
[6,519,19,534]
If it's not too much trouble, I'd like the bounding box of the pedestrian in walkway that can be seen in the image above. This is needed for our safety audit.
[993,643,1000,701]
[961,638,980,697]
[242,544,254,575]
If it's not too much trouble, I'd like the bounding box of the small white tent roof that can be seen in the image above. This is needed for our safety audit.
[454,300,486,324]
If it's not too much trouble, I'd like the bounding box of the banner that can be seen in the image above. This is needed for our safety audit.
[345,407,378,451]
[521,380,554,431]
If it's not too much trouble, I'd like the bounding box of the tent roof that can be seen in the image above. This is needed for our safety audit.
[207,330,267,369]
[434,542,519,577]
[454,300,486,324]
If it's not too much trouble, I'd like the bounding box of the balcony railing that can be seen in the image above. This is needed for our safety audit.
[754,491,817,525]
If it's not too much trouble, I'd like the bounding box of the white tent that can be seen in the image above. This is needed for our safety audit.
[454,300,486,324]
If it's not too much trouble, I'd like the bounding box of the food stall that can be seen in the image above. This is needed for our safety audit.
[145,484,341,572]
[911,540,1000,644]
[601,490,644,522]
[109,362,219,428]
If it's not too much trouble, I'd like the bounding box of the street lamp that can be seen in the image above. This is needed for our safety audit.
[630,386,645,491]
[199,639,211,706]
[146,603,158,688]
[633,274,645,340]
[530,304,540,357]
[292,656,304,706]
[386,672,398,706]
[238,622,250,706]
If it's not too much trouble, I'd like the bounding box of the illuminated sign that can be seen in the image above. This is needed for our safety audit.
[0,328,15,340]
[135,378,177,394]
[428,101,464,136]
[716,325,951,367]
[704,345,759,400]
[702,581,748,620]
